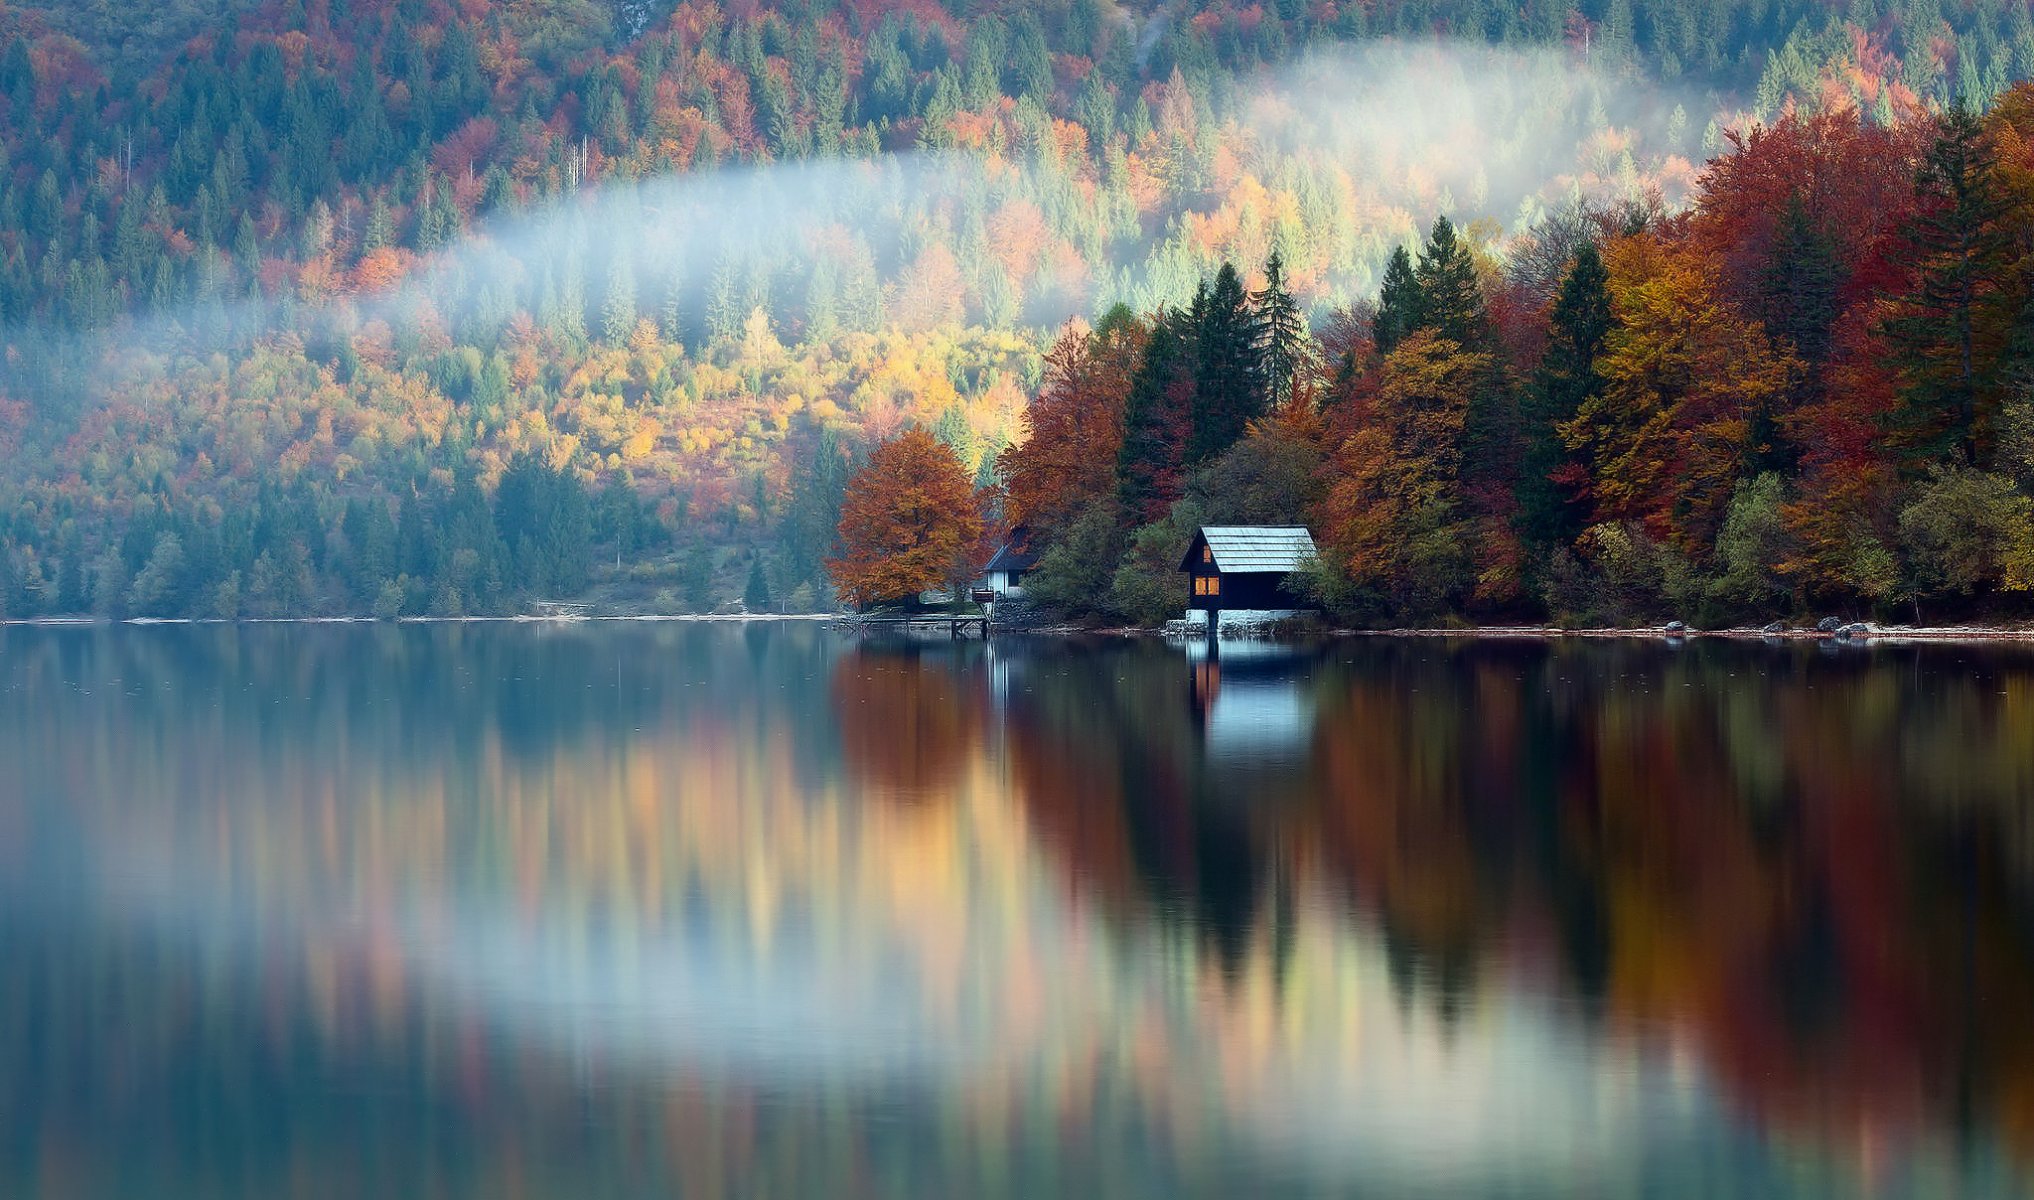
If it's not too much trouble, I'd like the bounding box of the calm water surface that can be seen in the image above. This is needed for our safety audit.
[4,623,2034,1197]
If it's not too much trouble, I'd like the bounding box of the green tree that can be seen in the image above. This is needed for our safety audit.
[681,541,717,611]
[1412,216,1489,349]
[494,453,593,596]
[1373,245,1419,356]
[1116,310,1194,524]
[603,254,638,343]
[1254,248,1309,411]
[1884,104,2015,468]
[743,554,774,610]
[1520,241,1612,549]
[1187,263,1264,464]
[1757,194,1840,473]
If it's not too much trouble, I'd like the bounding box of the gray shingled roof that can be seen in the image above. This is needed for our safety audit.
[1187,526,1318,573]
[985,528,1038,573]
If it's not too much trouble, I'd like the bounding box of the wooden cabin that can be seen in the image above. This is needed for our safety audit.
[1178,526,1319,627]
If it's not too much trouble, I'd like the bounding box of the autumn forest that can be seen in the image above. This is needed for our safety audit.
[8,0,2034,622]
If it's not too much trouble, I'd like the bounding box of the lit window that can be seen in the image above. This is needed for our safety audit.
[1202,546,1213,563]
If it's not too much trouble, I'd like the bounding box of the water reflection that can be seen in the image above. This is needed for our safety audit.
[3,624,2034,1196]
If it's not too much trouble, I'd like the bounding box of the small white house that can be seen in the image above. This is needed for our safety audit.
[979,527,1038,598]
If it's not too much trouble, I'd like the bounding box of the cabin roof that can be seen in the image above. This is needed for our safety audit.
[1180,526,1318,574]
[985,526,1039,573]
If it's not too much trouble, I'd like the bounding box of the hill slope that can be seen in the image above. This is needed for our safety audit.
[0,0,2029,616]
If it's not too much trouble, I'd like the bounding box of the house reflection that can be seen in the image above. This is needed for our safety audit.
[1184,637,1323,789]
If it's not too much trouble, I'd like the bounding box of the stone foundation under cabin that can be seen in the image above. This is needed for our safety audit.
[1183,608,1307,633]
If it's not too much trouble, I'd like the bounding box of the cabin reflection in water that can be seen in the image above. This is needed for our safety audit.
[1186,637,1320,780]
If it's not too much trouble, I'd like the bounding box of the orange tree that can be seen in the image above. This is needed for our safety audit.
[998,315,1144,539]
[827,429,987,608]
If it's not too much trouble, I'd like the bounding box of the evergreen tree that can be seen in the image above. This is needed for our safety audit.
[494,453,592,596]
[681,541,717,611]
[1519,242,1612,549]
[603,254,638,343]
[743,554,773,610]
[782,425,852,592]
[1116,309,1194,524]
[1757,193,1841,473]
[1187,263,1265,464]
[1412,215,1489,349]
[363,196,394,252]
[1884,103,2014,468]
[1373,245,1419,356]
[1254,248,1308,410]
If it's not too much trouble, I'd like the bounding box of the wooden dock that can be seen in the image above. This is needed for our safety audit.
[836,612,992,639]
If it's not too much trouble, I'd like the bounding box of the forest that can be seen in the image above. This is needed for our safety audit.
[857,88,2034,627]
[5,0,2034,619]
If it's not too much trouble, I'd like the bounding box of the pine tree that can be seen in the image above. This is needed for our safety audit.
[743,554,773,611]
[1519,242,1612,549]
[1187,263,1265,464]
[706,256,740,342]
[363,196,394,253]
[1373,245,1419,356]
[602,254,638,343]
[1254,248,1309,410]
[1412,215,1489,350]
[1884,103,2014,468]
[1756,194,1840,474]
[783,425,852,591]
[1116,310,1194,524]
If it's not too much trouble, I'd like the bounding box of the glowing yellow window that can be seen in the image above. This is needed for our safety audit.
[1202,546,1213,563]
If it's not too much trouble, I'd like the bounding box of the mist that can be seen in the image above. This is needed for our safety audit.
[15,39,1726,404]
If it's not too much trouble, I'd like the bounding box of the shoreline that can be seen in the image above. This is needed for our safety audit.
[1329,625,2034,644]
[8,614,2034,645]
[0,613,842,627]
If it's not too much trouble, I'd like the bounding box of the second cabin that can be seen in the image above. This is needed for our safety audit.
[1178,525,1320,629]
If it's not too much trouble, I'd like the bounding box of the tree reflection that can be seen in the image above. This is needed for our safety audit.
[4,626,2034,1195]
[830,641,990,802]
[1000,635,2034,1168]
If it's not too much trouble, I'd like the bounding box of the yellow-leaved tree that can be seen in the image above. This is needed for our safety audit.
[1319,329,1490,615]
[1560,235,1796,553]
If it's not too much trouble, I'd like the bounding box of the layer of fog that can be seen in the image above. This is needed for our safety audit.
[23,39,1726,400]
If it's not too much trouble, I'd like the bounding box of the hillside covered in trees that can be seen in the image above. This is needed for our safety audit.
[4,0,2034,618]
[997,92,2034,627]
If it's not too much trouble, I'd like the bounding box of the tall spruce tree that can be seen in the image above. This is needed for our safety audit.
[1519,242,1612,549]
[743,554,773,610]
[602,254,638,343]
[1757,194,1841,474]
[782,424,852,594]
[1255,248,1308,411]
[1884,103,2015,468]
[1116,309,1195,524]
[1413,215,1516,506]
[1373,245,1419,356]
[1187,262,1265,464]
[1412,215,1489,349]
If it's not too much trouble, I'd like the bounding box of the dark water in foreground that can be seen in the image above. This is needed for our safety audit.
[4,623,2034,1198]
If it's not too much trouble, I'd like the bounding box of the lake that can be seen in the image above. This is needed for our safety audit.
[3,622,2034,1197]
